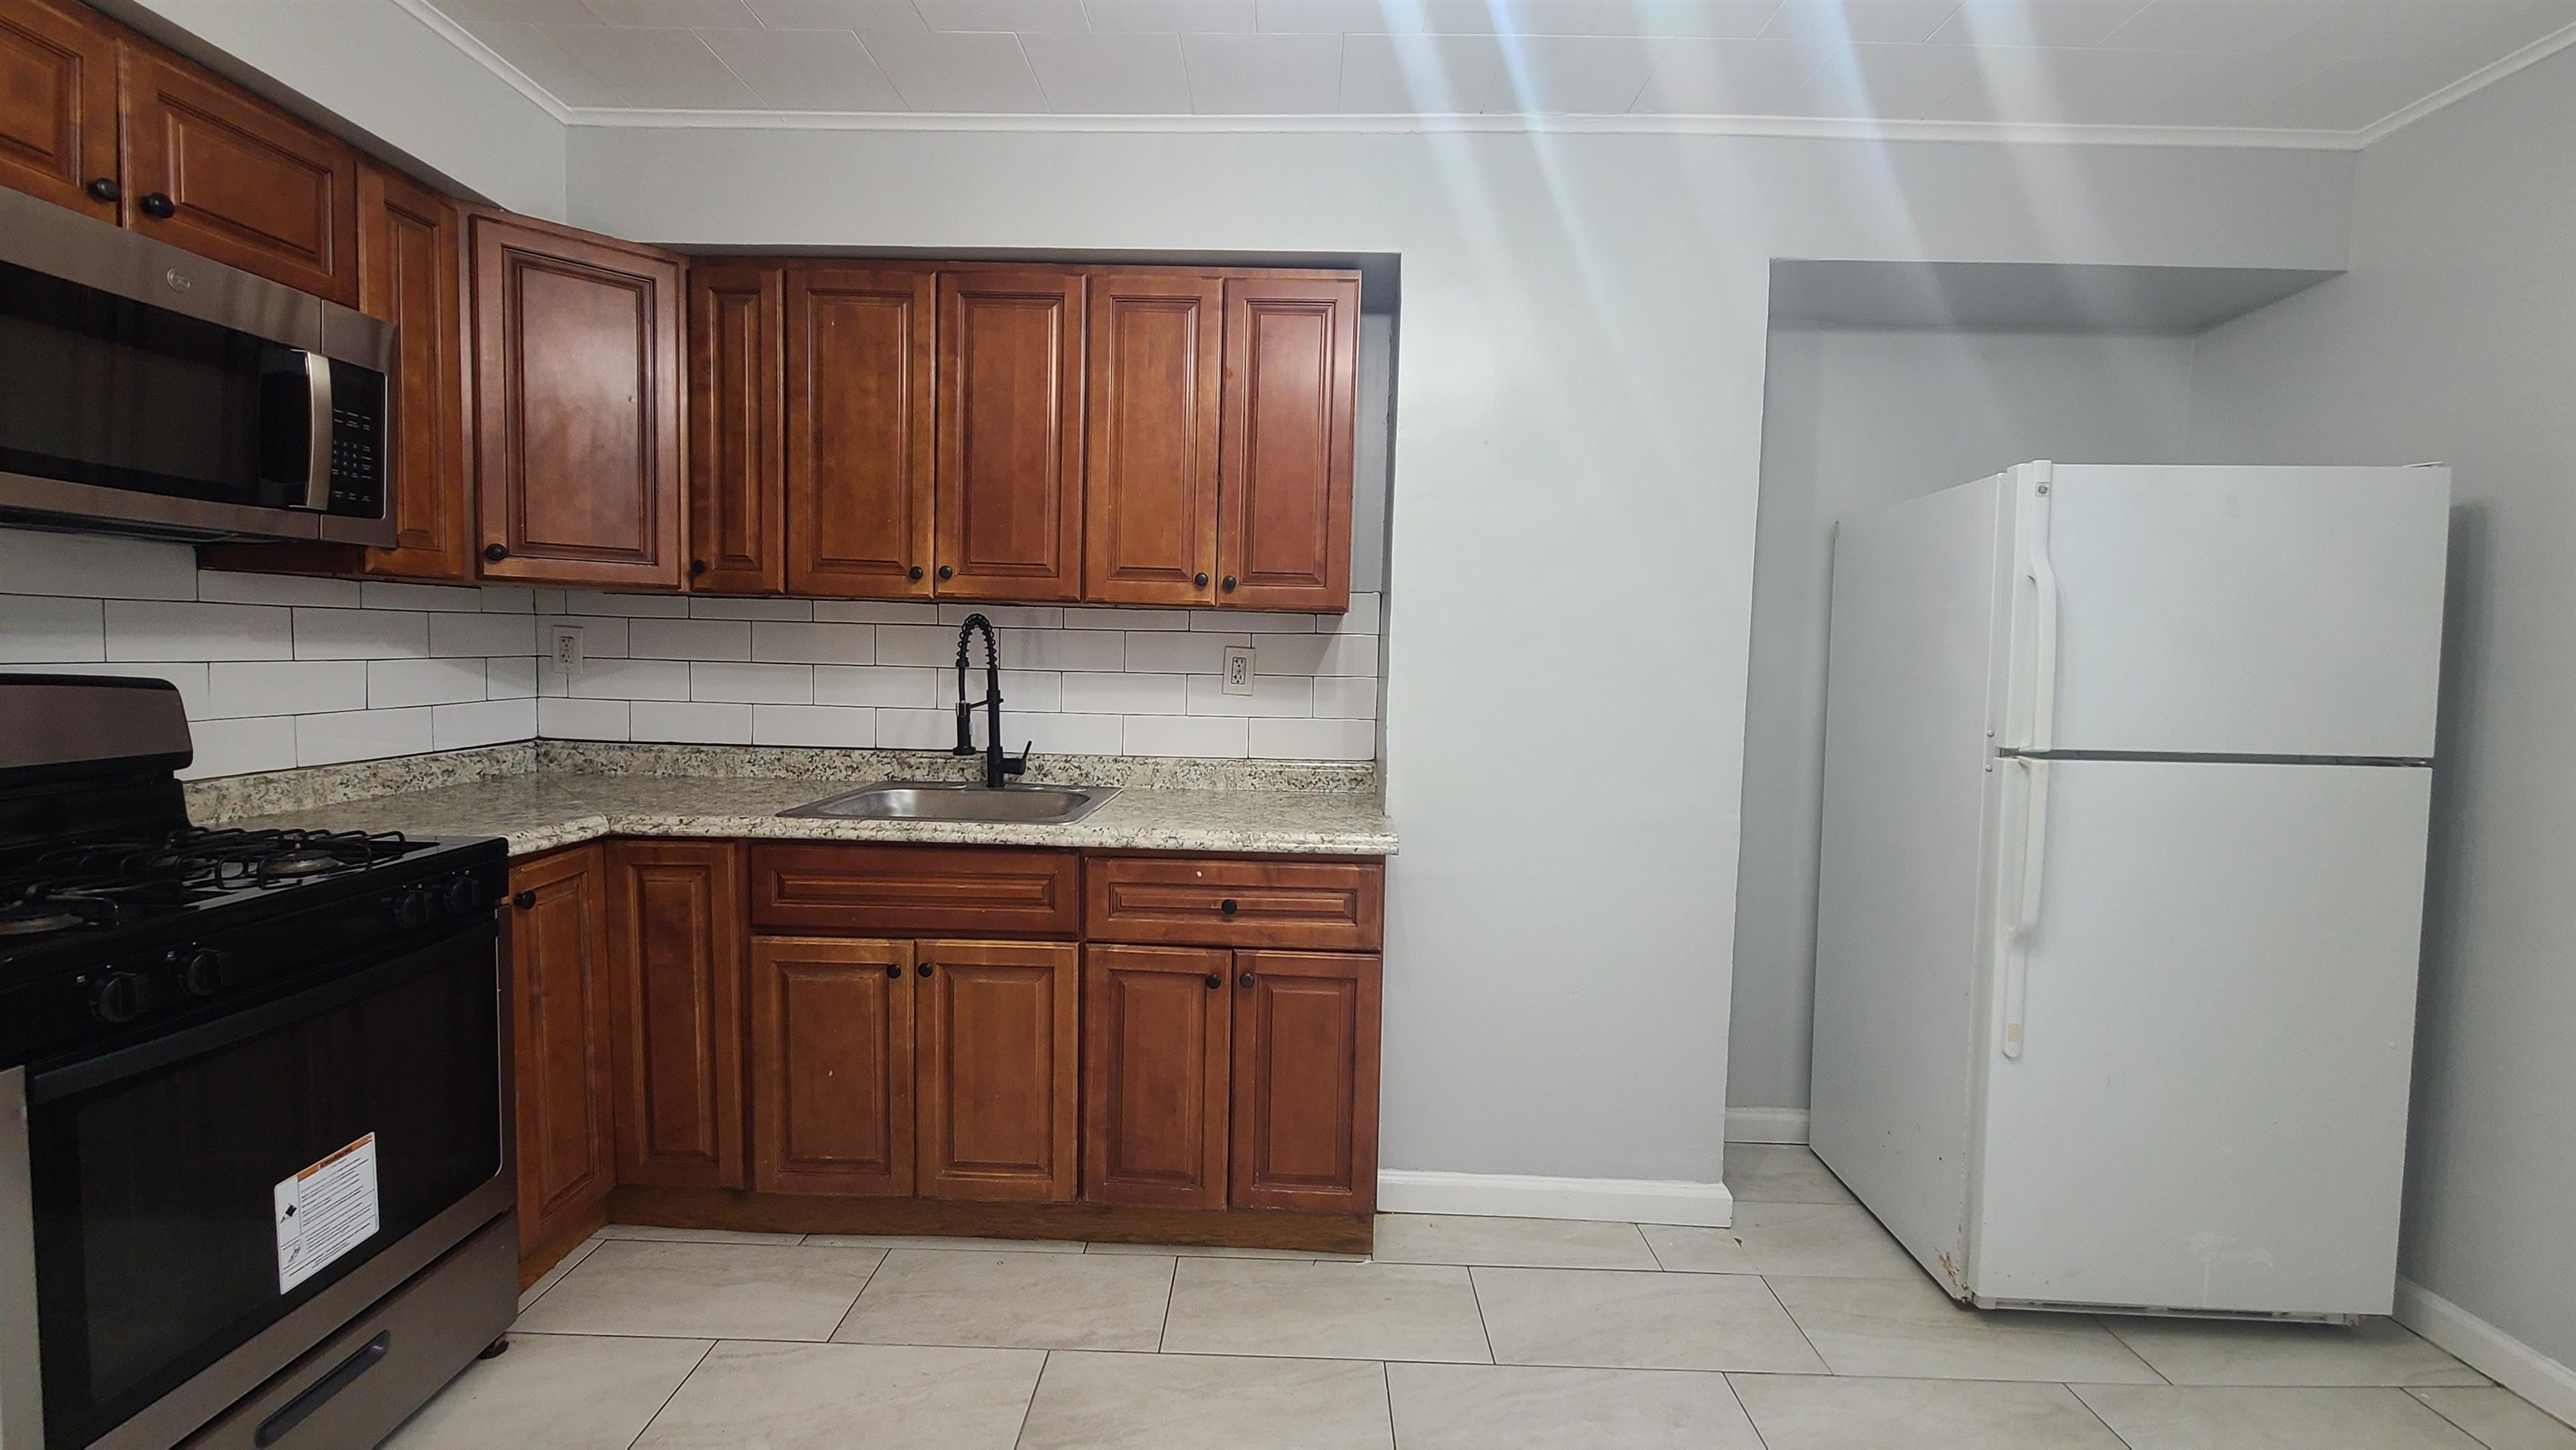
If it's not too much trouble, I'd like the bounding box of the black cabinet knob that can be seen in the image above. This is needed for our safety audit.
[485,543,509,562]
[689,559,708,576]
[91,971,151,1024]
[1222,575,1238,592]
[1238,971,1255,989]
[87,177,120,203]
[1204,973,1223,990]
[885,964,902,980]
[1219,898,1239,917]
[138,191,174,220]
[512,890,537,910]
[936,564,954,581]
[1195,572,1210,587]
[909,565,925,581]
[917,962,933,977]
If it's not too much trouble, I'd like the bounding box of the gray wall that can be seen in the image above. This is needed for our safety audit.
[2185,47,2576,1381]
[1727,328,2200,1119]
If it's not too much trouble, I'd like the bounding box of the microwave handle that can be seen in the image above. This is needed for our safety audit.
[299,351,333,512]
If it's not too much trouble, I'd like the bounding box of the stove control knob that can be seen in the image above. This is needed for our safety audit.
[91,971,153,1024]
[180,948,234,997]
[394,889,438,928]
[444,876,486,915]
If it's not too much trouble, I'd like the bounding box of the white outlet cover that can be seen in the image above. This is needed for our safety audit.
[548,624,584,678]
[1222,644,1255,697]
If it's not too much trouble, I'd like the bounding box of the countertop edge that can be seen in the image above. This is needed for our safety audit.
[486,812,1397,860]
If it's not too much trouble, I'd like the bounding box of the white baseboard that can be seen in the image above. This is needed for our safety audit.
[1726,1108,1811,1144]
[1377,1170,1733,1227]
[2396,1277,2576,1429]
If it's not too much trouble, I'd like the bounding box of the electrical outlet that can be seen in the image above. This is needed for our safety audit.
[1222,644,1255,697]
[548,624,584,679]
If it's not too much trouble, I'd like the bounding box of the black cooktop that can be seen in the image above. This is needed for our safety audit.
[0,827,439,942]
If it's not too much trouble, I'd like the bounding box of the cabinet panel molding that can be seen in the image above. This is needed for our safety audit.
[787,262,937,598]
[509,845,615,1261]
[1218,274,1358,612]
[0,0,119,220]
[749,934,917,1197]
[936,268,1086,601]
[605,840,746,1190]
[1086,855,1384,951]
[1230,949,1381,1214]
[688,260,787,595]
[1084,270,1223,605]
[750,843,1079,938]
[917,938,1079,1202]
[1083,943,1232,1208]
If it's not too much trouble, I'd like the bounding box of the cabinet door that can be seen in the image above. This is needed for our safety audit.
[1231,950,1380,1214]
[473,214,684,590]
[787,264,936,599]
[118,44,359,306]
[0,0,118,219]
[688,261,785,595]
[1083,271,1223,605]
[508,845,615,1261]
[1083,944,1230,1208]
[1218,275,1358,612]
[356,164,471,580]
[605,840,745,1190]
[748,936,917,1197]
[917,939,1078,1201]
[936,269,1084,601]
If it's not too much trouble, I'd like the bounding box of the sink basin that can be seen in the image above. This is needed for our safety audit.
[781,779,1118,824]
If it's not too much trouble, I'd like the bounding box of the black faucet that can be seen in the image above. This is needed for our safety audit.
[952,614,1029,789]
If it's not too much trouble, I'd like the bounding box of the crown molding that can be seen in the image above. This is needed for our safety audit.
[387,0,579,125]
[2356,19,2576,147]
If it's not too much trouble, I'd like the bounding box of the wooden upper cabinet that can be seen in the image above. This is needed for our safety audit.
[356,164,470,579]
[1084,944,1231,1209]
[688,261,786,595]
[1084,271,1223,606]
[508,846,615,1261]
[118,44,359,307]
[605,841,746,1191]
[917,938,1079,1202]
[1231,949,1381,1214]
[787,264,935,599]
[473,214,684,590]
[0,0,118,220]
[1219,274,1358,612]
[749,935,917,1197]
[937,269,1085,601]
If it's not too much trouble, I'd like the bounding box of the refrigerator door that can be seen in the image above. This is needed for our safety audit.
[1968,757,2430,1317]
[2018,465,2449,759]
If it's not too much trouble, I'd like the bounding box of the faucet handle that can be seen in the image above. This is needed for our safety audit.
[1005,742,1032,779]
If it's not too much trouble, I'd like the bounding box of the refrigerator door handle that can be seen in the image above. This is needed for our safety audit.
[2002,755,2050,1060]
[2025,464,2059,752]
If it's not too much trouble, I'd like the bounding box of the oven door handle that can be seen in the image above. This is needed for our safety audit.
[28,917,496,1106]
[254,1330,388,1447]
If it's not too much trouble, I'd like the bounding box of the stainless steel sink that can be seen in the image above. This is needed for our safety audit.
[781,779,1118,824]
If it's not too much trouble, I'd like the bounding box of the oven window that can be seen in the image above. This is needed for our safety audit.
[27,928,501,1450]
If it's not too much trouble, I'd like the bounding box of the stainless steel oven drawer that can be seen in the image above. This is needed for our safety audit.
[180,1213,515,1450]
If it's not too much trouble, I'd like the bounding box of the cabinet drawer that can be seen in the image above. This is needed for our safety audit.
[1085,855,1383,951]
[750,844,1078,937]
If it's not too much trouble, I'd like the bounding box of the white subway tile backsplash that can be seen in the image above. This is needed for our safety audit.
[1322,592,1382,634]
[1064,606,1191,631]
[570,658,692,701]
[9,662,210,720]
[750,704,875,747]
[532,590,569,614]
[935,668,1062,713]
[293,607,428,660]
[431,612,539,657]
[1123,715,1249,757]
[3,596,106,662]
[434,697,537,751]
[361,580,486,612]
[538,697,629,740]
[874,624,966,668]
[367,657,488,709]
[480,587,538,613]
[208,661,367,719]
[938,602,1062,629]
[1020,711,1124,756]
[813,600,940,624]
[487,657,538,699]
[689,596,813,621]
[1124,631,1243,674]
[874,708,952,750]
[631,617,750,661]
[813,665,939,709]
[565,590,688,618]
[630,700,750,744]
[109,600,292,662]
[1192,611,1311,633]
[1060,671,1187,715]
[1259,632,1378,678]
[197,572,364,608]
[1311,675,1379,719]
[296,707,434,766]
[548,616,631,657]
[1250,717,1376,761]
[0,528,198,600]
[1004,628,1125,672]
[1186,673,1312,718]
[692,662,814,704]
[183,715,298,778]
[751,621,874,665]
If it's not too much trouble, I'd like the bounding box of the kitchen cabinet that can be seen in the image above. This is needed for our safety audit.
[786,262,937,598]
[1084,943,1232,1208]
[688,260,786,595]
[1086,855,1384,953]
[1218,274,1359,612]
[117,43,361,308]
[0,0,118,221]
[749,843,1080,938]
[473,212,685,590]
[508,845,615,1269]
[916,938,1080,1202]
[1231,949,1381,1213]
[605,841,745,1191]
[748,935,917,1196]
[1083,270,1225,605]
[937,268,1087,601]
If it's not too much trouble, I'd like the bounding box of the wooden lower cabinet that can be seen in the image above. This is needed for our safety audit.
[1084,944,1232,1208]
[917,939,1080,1202]
[1231,950,1382,1214]
[748,935,917,1196]
[508,846,615,1267]
[605,841,745,1190]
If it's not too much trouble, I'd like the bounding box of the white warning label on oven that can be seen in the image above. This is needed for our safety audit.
[274,1133,380,1294]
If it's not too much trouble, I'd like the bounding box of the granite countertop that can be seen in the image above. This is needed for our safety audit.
[218,772,1398,859]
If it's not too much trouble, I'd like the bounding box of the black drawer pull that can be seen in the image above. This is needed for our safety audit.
[1204,973,1222,990]
[1219,898,1239,917]
[1238,971,1254,989]
[917,962,933,977]
[886,964,902,979]
[256,1331,390,1447]
[512,890,537,910]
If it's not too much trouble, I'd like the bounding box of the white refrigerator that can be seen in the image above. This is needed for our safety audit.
[1809,461,2449,1320]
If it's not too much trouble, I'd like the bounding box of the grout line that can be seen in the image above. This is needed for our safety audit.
[1380,1356,1399,1448]
[1464,1266,1499,1366]
[1719,1371,1780,1450]
[2091,1314,2173,1385]
[1753,1271,1835,1374]
[1010,1349,1050,1450]
[1154,1256,1178,1353]
[2064,1380,2150,1450]
[823,1249,894,1342]
[621,1338,718,1450]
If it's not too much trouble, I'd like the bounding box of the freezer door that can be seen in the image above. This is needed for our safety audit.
[1969,758,2429,1317]
[2030,465,2449,759]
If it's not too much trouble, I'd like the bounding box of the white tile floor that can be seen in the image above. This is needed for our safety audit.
[386,1146,2576,1449]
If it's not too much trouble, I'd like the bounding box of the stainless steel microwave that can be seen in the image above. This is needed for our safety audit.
[0,187,396,547]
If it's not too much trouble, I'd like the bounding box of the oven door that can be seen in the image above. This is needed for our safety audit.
[18,917,504,1450]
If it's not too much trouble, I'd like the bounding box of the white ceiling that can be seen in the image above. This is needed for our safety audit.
[414,0,2576,141]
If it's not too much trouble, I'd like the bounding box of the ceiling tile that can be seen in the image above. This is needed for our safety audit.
[1758,0,1962,43]
[1249,0,1602,34]
[1789,38,1981,117]
[1253,0,1394,31]
[546,23,765,103]
[1628,34,1816,111]
[458,21,632,104]
[1482,34,1652,111]
[1918,44,2303,127]
[1587,1,1789,39]
[911,0,1091,30]
[1182,33,1343,109]
[740,0,928,28]
[1021,31,1194,109]
[1337,32,1506,109]
[438,0,604,27]
[1928,0,2151,47]
[1081,0,1257,31]
[2268,0,2575,66]
[2097,0,2334,53]
[579,0,761,26]
[699,26,909,107]
[2249,49,2447,128]
[863,29,1052,107]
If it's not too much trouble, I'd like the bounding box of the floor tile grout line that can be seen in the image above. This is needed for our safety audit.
[619,1337,718,1450]
[1718,1371,1781,1450]
[2408,1387,2538,1450]
[1463,1266,1500,1366]
[1753,1271,1838,1375]
[1153,1256,1177,1353]
[2064,1379,2156,1450]
[2090,1312,2174,1385]
[1010,1349,1050,1450]
[1379,1358,1398,1449]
